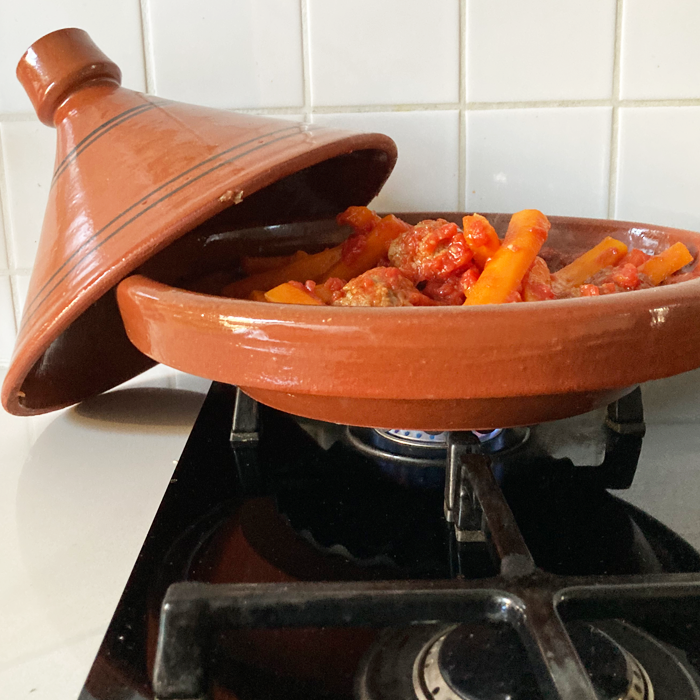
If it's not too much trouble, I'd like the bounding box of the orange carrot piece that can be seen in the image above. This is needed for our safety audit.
[551,237,628,289]
[263,282,324,305]
[464,210,551,306]
[522,256,555,301]
[462,214,501,269]
[222,245,342,298]
[638,242,694,285]
[241,250,308,275]
[337,205,382,234]
[321,214,411,282]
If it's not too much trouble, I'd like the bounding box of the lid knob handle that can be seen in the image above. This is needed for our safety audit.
[17,28,122,126]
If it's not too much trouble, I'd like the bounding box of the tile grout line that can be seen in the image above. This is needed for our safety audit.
[457,0,467,211]
[225,97,700,116]
[607,0,624,219]
[4,97,700,125]
[300,0,312,121]
[139,0,157,94]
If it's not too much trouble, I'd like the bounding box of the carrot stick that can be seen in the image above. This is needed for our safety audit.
[462,214,501,269]
[638,242,694,285]
[320,214,410,282]
[464,210,551,306]
[263,282,324,305]
[522,256,555,301]
[551,237,628,289]
[222,245,342,298]
[337,205,381,234]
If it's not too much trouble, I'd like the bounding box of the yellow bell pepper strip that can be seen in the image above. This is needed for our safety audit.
[464,209,551,306]
[638,242,694,286]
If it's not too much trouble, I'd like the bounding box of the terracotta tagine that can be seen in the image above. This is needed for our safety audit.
[5,29,700,430]
[1,28,396,416]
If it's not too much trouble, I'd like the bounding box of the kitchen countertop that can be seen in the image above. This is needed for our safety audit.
[0,366,209,700]
[1,367,699,700]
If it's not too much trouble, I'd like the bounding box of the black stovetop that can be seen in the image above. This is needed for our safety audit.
[79,383,700,700]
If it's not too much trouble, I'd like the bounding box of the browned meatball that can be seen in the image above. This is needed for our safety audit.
[388,219,473,284]
[331,267,434,307]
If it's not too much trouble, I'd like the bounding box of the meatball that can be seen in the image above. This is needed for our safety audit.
[331,267,434,307]
[422,267,480,305]
[388,219,473,284]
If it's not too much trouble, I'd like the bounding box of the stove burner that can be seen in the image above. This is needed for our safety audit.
[382,429,450,446]
[358,621,665,700]
[346,426,529,470]
[415,622,651,700]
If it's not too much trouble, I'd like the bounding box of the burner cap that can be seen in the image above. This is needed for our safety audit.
[432,621,644,700]
[357,621,654,700]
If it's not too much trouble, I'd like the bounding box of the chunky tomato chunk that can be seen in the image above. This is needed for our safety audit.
[611,263,641,290]
[620,249,652,268]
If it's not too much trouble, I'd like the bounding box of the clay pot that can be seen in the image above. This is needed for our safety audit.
[1,28,396,416]
[115,213,700,430]
[6,30,700,430]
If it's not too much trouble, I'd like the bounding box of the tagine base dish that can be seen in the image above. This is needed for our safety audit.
[115,213,700,430]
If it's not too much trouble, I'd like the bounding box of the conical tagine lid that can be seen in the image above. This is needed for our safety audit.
[2,28,397,416]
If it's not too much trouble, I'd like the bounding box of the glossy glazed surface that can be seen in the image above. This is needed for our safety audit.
[1,29,396,415]
[115,214,700,430]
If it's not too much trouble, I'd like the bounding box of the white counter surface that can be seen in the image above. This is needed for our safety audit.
[0,368,208,700]
[1,367,699,700]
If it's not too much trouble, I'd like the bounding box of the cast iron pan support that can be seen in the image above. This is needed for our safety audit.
[153,388,700,700]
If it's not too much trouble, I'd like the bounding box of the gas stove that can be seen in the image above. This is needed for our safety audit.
[78,383,700,700]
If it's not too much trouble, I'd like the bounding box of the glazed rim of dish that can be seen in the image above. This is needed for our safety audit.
[114,213,700,407]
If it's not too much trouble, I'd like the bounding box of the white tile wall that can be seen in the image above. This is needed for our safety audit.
[465,107,612,217]
[0,121,55,269]
[308,0,460,107]
[0,0,146,114]
[148,0,304,109]
[466,0,616,102]
[1,1,700,416]
[313,111,460,211]
[0,275,17,361]
[620,0,700,100]
[0,191,7,269]
[616,107,700,231]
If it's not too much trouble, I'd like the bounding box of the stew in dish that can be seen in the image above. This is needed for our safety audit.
[221,207,694,307]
